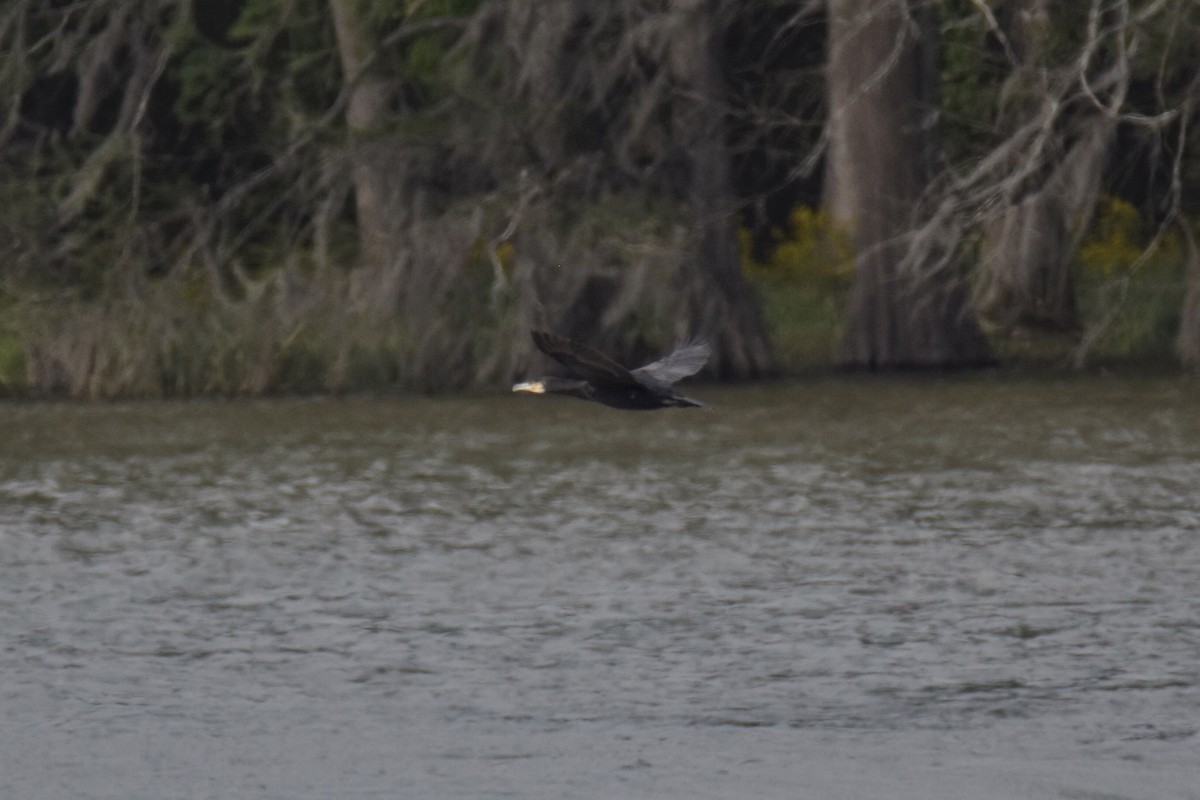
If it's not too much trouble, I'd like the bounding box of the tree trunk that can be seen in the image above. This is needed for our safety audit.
[1177,221,1200,367]
[329,0,406,278]
[828,0,992,369]
[668,0,773,378]
[977,123,1111,333]
[975,1,1108,335]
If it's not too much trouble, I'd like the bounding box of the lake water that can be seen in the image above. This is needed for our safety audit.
[2,377,1198,799]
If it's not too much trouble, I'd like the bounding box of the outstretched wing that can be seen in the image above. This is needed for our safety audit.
[633,340,711,386]
[531,331,638,387]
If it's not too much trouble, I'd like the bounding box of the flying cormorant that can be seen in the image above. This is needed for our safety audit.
[512,330,710,410]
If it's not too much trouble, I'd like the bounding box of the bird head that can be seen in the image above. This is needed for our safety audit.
[512,376,590,399]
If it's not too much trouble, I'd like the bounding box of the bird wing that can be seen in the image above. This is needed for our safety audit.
[531,331,638,387]
[632,340,710,386]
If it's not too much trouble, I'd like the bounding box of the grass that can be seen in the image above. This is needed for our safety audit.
[743,201,1194,374]
[751,279,847,370]
[0,330,25,392]
[1,197,1193,399]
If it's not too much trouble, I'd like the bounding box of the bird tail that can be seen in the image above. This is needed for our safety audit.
[671,394,707,409]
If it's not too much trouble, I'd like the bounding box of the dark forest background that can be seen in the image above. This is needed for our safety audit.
[2,0,1198,398]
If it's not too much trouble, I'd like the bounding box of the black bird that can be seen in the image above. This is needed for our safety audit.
[513,330,710,410]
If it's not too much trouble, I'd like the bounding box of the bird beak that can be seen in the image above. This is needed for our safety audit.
[512,381,546,394]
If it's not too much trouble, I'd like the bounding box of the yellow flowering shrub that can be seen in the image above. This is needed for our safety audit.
[739,205,855,367]
[741,205,853,291]
[1077,196,1146,276]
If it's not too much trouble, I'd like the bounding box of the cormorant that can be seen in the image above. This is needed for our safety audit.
[513,330,710,410]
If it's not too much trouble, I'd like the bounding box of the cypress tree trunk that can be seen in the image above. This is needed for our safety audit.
[976,123,1111,334]
[827,0,992,369]
[329,0,407,280]
[975,2,1109,335]
[668,0,772,378]
[1178,225,1200,368]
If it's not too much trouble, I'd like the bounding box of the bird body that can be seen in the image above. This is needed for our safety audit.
[513,331,709,410]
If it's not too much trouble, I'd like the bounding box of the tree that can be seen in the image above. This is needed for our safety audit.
[3,0,1199,396]
[484,0,772,378]
[330,0,401,277]
[1180,218,1200,366]
[827,0,993,369]
[666,0,772,377]
[972,1,1112,335]
[935,0,1200,366]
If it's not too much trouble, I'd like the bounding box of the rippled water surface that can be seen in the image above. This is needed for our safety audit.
[3,377,1199,799]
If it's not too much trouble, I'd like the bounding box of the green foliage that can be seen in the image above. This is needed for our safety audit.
[1078,197,1153,277]
[742,206,853,289]
[1074,198,1190,359]
[3,0,1199,396]
[0,313,25,391]
[403,0,482,94]
[173,0,342,147]
[740,206,853,368]
[171,36,250,144]
[938,0,1006,166]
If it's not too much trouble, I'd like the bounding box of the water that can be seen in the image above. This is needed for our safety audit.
[2,377,1198,799]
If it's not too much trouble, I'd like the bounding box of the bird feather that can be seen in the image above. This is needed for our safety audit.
[632,341,711,386]
[531,331,637,387]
